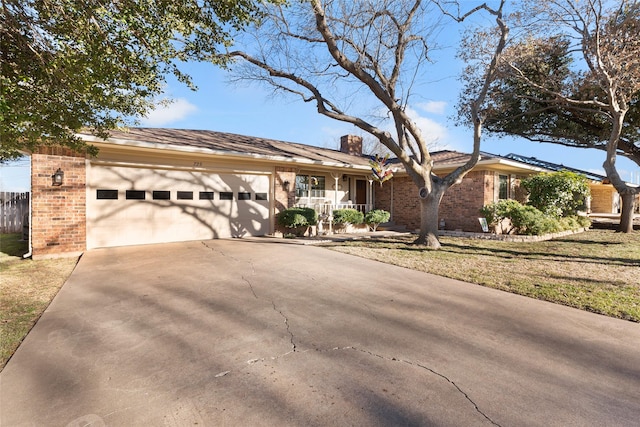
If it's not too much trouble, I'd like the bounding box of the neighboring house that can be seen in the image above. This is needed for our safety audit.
[26,128,629,259]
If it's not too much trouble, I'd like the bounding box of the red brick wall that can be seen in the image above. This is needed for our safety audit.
[31,147,87,258]
[439,171,493,232]
[374,176,421,231]
[374,170,495,232]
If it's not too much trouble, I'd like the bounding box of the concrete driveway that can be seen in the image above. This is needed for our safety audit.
[1,239,639,426]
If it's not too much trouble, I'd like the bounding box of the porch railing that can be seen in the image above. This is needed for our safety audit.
[294,202,373,216]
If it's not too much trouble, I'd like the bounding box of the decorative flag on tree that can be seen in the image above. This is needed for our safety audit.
[370,154,394,185]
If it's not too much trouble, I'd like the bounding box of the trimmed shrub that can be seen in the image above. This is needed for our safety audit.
[559,215,592,230]
[332,208,364,225]
[364,209,391,231]
[522,171,590,218]
[509,205,560,235]
[276,207,318,228]
[479,199,523,233]
[480,200,591,236]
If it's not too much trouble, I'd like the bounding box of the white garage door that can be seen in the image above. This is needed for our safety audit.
[87,164,271,249]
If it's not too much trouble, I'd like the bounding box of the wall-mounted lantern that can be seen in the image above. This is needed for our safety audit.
[283,180,290,192]
[52,168,64,186]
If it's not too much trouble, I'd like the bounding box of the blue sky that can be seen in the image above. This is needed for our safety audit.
[2,15,639,192]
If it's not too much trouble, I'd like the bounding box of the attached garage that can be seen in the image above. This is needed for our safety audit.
[28,128,373,258]
[86,162,271,249]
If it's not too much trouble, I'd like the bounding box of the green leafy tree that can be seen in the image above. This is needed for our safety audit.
[522,171,590,218]
[1,0,275,159]
[474,37,640,167]
[459,0,640,232]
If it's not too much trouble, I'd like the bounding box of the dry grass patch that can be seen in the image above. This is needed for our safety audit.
[324,229,640,322]
[0,234,79,370]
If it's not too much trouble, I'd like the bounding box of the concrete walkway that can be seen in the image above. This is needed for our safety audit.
[1,239,639,426]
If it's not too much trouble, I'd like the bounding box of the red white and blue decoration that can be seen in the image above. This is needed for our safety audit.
[370,154,394,185]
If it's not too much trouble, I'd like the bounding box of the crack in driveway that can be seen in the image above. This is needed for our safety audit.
[349,346,501,427]
[271,302,297,352]
[217,344,500,427]
[201,241,238,262]
[242,275,258,299]
[201,240,498,425]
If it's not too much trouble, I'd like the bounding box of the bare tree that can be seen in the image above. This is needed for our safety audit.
[464,0,640,232]
[225,0,508,248]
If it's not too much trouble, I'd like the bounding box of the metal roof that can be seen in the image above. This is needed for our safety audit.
[503,153,606,181]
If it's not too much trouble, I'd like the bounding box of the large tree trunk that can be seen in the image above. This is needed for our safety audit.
[414,184,445,248]
[618,191,636,233]
[602,110,636,233]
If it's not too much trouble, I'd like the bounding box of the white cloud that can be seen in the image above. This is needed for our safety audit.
[141,98,198,127]
[416,101,447,115]
[318,106,451,151]
[404,107,449,148]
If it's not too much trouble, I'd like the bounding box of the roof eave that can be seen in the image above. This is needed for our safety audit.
[80,134,371,171]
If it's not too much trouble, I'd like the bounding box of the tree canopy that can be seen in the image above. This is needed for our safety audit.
[0,0,274,159]
[465,34,640,166]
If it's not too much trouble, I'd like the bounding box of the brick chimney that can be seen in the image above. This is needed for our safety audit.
[340,135,363,156]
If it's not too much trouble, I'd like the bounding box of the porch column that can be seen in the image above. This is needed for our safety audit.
[368,179,373,212]
[334,175,340,206]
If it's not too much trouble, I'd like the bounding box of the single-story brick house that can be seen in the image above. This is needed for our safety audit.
[26,128,621,259]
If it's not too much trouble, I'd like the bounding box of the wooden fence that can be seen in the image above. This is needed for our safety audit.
[1,192,29,234]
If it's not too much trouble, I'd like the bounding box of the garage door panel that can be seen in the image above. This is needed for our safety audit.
[88,165,270,249]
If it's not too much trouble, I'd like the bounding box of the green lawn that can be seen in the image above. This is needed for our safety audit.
[0,234,79,370]
[324,229,640,322]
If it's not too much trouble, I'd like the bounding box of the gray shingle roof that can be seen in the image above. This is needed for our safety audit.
[86,128,567,176]
[87,128,373,167]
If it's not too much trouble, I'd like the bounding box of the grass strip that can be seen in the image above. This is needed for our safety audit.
[324,229,640,322]
[1,234,79,370]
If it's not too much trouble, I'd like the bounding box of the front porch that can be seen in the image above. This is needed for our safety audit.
[290,201,375,236]
[292,170,374,235]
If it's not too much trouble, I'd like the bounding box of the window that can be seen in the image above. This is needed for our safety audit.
[220,191,233,200]
[199,191,214,200]
[238,192,251,200]
[295,175,325,198]
[153,191,170,200]
[96,189,118,200]
[295,175,308,198]
[255,193,268,201]
[498,175,509,200]
[177,191,193,200]
[126,190,145,200]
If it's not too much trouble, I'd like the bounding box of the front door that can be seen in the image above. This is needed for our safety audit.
[355,179,367,205]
